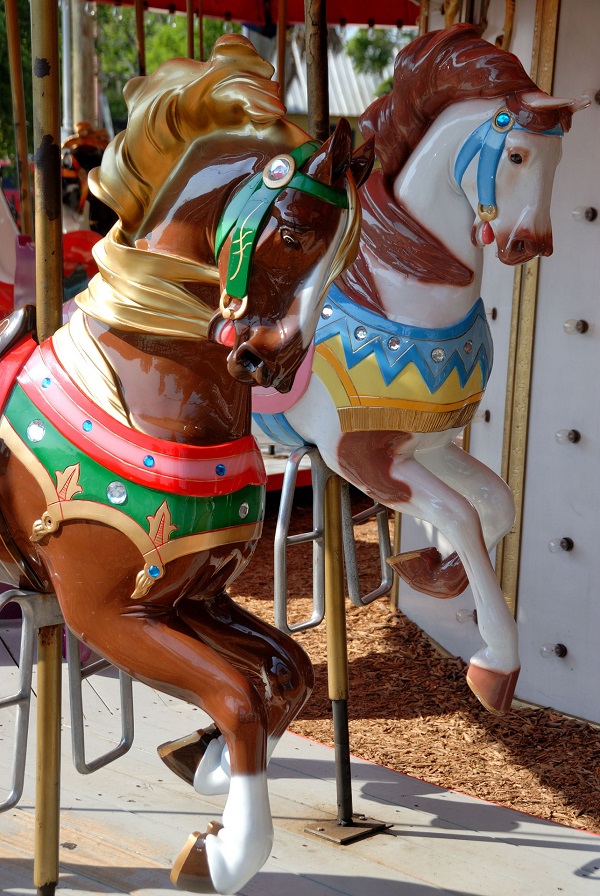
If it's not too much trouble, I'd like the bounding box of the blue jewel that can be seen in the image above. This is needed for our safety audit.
[42,377,51,389]
[148,565,160,578]
[82,420,92,432]
[216,464,226,477]
[143,455,155,468]
[495,111,511,128]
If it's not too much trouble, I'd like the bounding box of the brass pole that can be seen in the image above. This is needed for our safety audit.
[324,474,353,824]
[31,0,63,341]
[186,0,194,59]
[277,0,287,104]
[34,623,63,896]
[304,0,329,141]
[198,0,204,61]
[418,0,429,36]
[134,0,146,76]
[390,511,401,609]
[31,2,63,892]
[5,0,34,236]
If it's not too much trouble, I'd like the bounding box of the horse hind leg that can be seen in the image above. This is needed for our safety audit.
[336,436,520,715]
[389,441,515,600]
[388,458,519,714]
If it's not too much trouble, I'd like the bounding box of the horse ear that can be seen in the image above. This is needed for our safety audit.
[303,118,353,185]
[350,136,375,189]
[519,90,578,111]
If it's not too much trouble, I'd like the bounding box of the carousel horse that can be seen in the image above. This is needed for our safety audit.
[0,36,372,894]
[253,25,578,716]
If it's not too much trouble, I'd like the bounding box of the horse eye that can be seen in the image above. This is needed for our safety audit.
[281,229,301,250]
[510,152,523,165]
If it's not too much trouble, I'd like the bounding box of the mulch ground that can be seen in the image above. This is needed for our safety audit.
[231,487,600,836]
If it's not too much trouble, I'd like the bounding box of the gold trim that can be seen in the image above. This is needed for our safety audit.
[497,0,561,614]
[339,400,481,434]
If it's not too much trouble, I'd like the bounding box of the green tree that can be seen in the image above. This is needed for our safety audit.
[0,0,33,159]
[345,28,397,78]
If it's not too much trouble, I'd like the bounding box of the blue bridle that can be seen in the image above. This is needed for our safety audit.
[454,106,564,223]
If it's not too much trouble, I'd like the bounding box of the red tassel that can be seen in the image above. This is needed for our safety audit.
[481,221,495,244]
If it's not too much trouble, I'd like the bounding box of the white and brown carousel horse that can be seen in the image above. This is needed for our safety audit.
[0,36,373,894]
[253,25,577,716]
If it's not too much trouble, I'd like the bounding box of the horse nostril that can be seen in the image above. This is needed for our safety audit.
[235,347,263,374]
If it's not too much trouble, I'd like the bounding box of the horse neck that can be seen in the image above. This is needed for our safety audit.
[362,99,498,329]
[83,315,251,445]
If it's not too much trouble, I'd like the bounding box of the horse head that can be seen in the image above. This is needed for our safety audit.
[455,90,578,265]
[213,119,374,391]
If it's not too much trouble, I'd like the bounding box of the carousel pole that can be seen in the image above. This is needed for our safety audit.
[186,0,195,59]
[30,1,64,893]
[5,0,34,237]
[323,475,353,824]
[134,0,146,75]
[277,0,287,104]
[197,0,204,62]
[304,0,329,140]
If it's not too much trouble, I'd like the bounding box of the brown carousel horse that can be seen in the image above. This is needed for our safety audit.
[0,36,372,894]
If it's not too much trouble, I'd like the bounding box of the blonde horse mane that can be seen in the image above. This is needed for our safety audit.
[89,35,289,234]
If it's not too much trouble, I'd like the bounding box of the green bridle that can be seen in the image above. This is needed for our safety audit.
[215,140,349,320]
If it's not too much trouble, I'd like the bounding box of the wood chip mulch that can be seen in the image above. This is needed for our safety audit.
[231,488,600,836]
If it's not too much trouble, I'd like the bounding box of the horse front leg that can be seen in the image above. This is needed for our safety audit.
[158,592,314,797]
[56,585,274,894]
[337,433,520,715]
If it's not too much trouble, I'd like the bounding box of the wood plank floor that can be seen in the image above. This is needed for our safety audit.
[1,615,600,895]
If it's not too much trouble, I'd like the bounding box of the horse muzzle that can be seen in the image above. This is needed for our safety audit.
[497,232,553,265]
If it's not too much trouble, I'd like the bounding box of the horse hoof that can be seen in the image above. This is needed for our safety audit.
[158,726,221,787]
[170,823,224,893]
[466,665,520,715]
[387,548,469,598]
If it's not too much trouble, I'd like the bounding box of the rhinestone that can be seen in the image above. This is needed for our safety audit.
[495,111,511,128]
[143,455,155,468]
[463,340,473,354]
[267,157,291,181]
[321,305,333,319]
[354,326,368,340]
[107,481,128,505]
[148,565,161,578]
[27,420,45,442]
[239,501,250,519]
[431,348,446,363]
[82,420,93,432]
[216,464,226,477]
[388,336,401,351]
[42,377,51,389]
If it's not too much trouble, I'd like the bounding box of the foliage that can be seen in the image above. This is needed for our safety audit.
[0,0,33,159]
[375,76,393,98]
[96,6,241,129]
[345,27,397,78]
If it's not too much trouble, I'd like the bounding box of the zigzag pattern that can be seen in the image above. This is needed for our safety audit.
[315,285,492,394]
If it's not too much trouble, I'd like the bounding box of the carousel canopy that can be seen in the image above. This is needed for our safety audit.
[93,0,420,28]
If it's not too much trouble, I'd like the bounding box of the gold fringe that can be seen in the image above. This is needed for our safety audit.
[339,401,481,434]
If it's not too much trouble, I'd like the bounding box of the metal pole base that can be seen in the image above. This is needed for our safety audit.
[305,816,392,845]
[37,884,57,896]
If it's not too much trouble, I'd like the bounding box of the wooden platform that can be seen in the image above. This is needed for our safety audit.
[1,615,600,896]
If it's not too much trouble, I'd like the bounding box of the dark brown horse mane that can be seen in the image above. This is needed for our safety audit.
[339,25,572,302]
[360,24,572,187]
